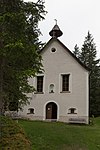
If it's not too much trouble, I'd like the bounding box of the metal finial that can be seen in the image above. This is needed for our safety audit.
[54,19,57,25]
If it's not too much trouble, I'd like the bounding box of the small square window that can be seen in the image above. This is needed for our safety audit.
[68,108,76,114]
[28,108,34,114]
[70,108,75,114]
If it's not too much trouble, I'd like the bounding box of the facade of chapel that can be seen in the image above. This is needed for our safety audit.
[19,23,89,124]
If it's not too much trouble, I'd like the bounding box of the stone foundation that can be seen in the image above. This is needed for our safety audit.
[19,114,89,124]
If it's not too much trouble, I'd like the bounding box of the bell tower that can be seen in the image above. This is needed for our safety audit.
[49,20,63,38]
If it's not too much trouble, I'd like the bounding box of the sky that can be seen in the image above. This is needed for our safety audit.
[25,0,100,58]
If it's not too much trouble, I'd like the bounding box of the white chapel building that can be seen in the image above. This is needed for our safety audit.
[19,23,89,124]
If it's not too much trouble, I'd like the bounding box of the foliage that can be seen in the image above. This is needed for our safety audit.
[0,0,46,112]
[19,118,100,150]
[73,44,80,58]
[0,116,31,150]
[73,31,100,116]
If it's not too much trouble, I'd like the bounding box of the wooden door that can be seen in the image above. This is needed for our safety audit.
[46,103,52,119]
[46,102,57,119]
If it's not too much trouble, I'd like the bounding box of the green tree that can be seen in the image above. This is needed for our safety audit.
[73,44,80,58]
[94,66,100,116]
[80,31,100,116]
[0,0,46,113]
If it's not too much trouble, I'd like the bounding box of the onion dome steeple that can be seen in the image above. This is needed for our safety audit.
[49,19,63,38]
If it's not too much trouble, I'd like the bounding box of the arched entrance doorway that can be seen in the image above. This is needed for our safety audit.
[46,102,57,120]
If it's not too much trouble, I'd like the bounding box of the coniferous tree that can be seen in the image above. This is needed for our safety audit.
[73,44,80,58]
[80,31,100,116]
[0,0,46,113]
[94,66,100,116]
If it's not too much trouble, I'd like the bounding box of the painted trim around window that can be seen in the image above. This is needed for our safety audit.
[34,74,45,94]
[59,72,72,93]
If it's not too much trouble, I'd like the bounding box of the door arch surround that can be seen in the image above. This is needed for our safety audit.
[46,102,57,120]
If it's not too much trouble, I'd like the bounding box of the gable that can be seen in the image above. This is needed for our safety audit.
[40,38,89,73]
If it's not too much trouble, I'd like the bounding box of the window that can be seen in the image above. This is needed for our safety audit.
[37,76,43,93]
[62,74,70,92]
[28,108,34,114]
[51,48,56,53]
[9,102,18,111]
[68,108,76,114]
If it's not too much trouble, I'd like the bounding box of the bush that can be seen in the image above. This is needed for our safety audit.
[0,116,31,150]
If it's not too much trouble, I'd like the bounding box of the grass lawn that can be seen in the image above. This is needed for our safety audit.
[19,117,100,150]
